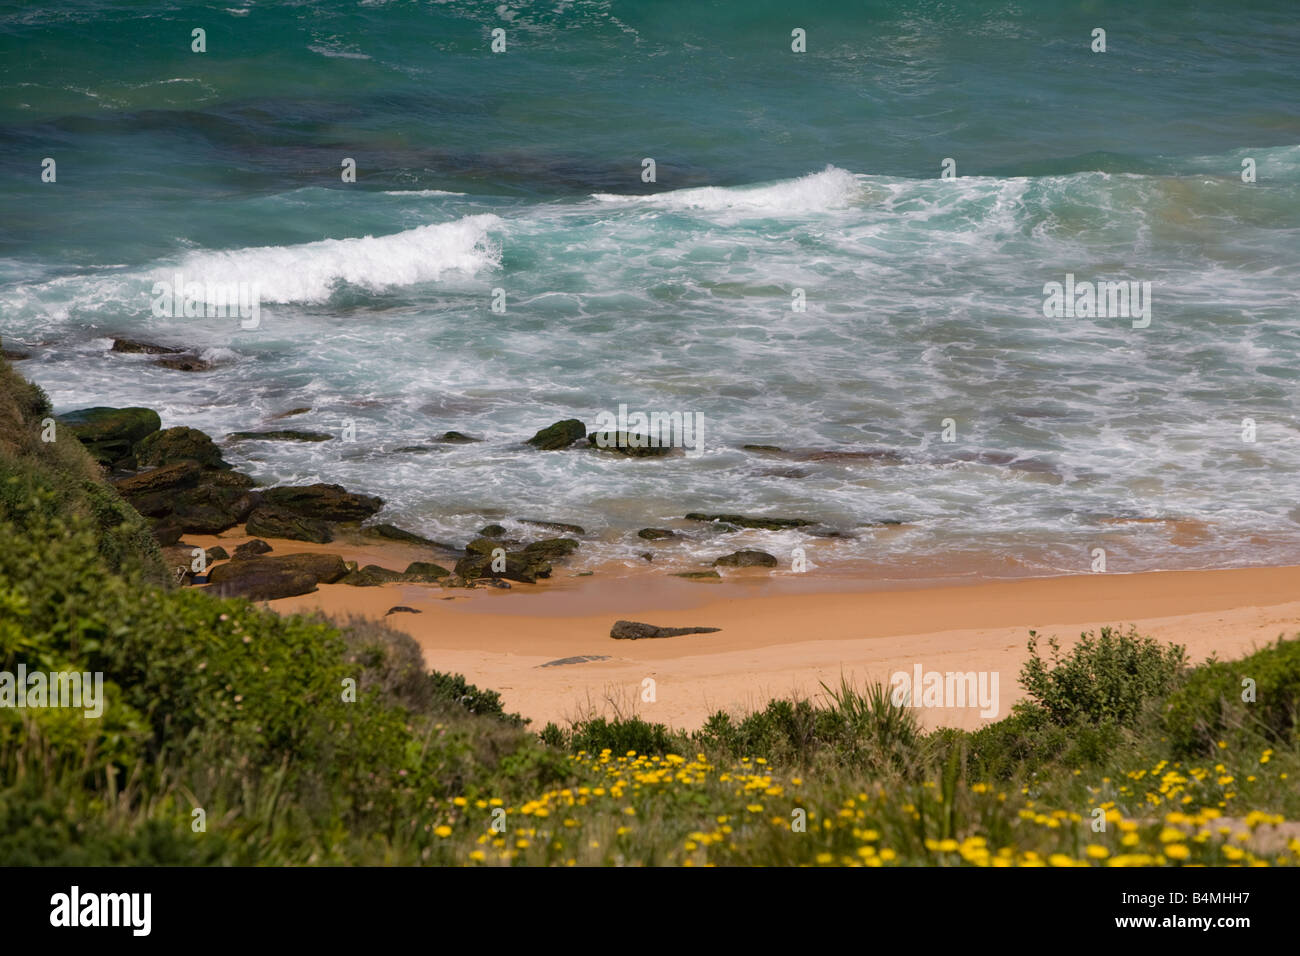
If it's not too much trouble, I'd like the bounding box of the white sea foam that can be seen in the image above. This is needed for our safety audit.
[591,165,863,214]
[159,214,502,304]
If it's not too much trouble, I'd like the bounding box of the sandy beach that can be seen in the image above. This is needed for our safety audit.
[189,530,1300,733]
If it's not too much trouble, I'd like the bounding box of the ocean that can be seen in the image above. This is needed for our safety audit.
[2,0,1299,581]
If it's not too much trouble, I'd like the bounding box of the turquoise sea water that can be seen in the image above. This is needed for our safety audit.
[2,1,1299,579]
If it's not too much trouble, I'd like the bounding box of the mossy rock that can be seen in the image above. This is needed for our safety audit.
[136,426,229,470]
[526,419,586,450]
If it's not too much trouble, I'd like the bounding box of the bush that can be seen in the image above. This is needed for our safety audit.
[1163,636,1300,756]
[1019,626,1187,728]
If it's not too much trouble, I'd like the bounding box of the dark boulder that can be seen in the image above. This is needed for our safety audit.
[233,539,273,559]
[684,512,816,531]
[57,407,161,467]
[261,483,383,522]
[713,550,778,568]
[209,552,348,586]
[110,338,184,355]
[155,354,213,372]
[437,430,480,443]
[454,548,552,584]
[135,426,228,469]
[610,621,722,640]
[521,538,580,561]
[386,606,422,615]
[519,518,586,535]
[362,523,439,547]
[637,528,676,540]
[526,419,586,450]
[672,570,721,579]
[206,546,230,562]
[404,561,450,581]
[587,432,673,457]
[112,461,202,497]
[245,507,334,544]
[209,567,318,601]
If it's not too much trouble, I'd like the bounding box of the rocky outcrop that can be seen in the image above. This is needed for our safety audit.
[518,518,585,535]
[526,419,586,450]
[57,406,161,468]
[713,550,778,568]
[208,567,318,601]
[586,432,673,457]
[260,483,383,522]
[135,426,229,470]
[637,528,676,540]
[208,552,349,587]
[684,512,816,531]
[609,621,721,640]
[245,507,334,544]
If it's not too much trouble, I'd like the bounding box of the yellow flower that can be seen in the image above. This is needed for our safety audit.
[434,825,452,838]
[1165,844,1190,861]
[1085,845,1109,859]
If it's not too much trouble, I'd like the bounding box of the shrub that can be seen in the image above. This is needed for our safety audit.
[1019,626,1187,728]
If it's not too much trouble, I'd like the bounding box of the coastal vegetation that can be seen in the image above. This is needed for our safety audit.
[1,356,1297,866]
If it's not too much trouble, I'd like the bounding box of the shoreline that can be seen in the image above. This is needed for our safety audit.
[191,528,1300,734]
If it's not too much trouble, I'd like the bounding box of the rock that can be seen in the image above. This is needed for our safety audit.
[586,432,673,457]
[362,523,438,547]
[466,536,508,556]
[233,539,272,559]
[386,606,422,615]
[206,546,230,561]
[155,354,213,372]
[672,570,721,580]
[610,620,722,640]
[404,561,450,581]
[454,549,552,584]
[261,483,383,522]
[518,518,586,535]
[743,444,783,452]
[161,545,202,586]
[540,655,611,667]
[169,485,261,533]
[110,338,184,355]
[684,512,816,531]
[209,568,318,601]
[203,470,257,489]
[520,538,580,561]
[151,522,184,547]
[245,507,334,544]
[713,550,778,568]
[135,426,229,469]
[526,419,586,450]
[640,552,654,562]
[57,407,161,467]
[227,430,334,442]
[637,528,676,540]
[112,462,202,497]
[340,565,406,587]
[437,431,480,443]
[1,348,32,361]
[478,524,507,538]
[209,553,348,589]
[270,407,311,419]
